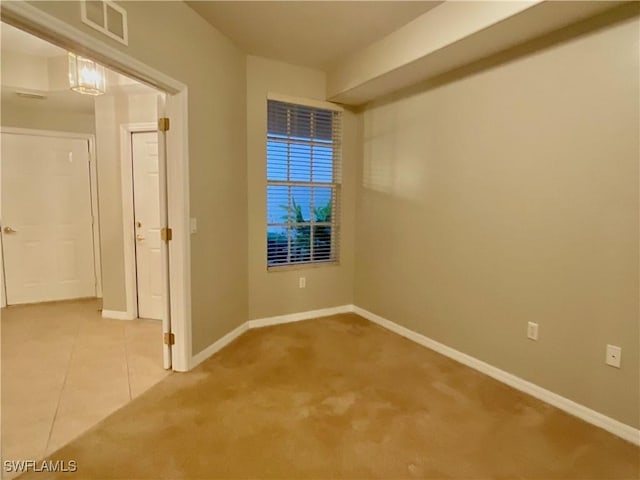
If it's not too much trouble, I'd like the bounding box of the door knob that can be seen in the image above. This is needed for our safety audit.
[3,226,16,234]
[136,234,145,241]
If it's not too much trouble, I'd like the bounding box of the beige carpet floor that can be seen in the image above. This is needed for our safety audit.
[17,313,639,479]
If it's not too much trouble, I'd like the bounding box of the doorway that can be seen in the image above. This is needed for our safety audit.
[0,19,182,470]
[1,1,192,373]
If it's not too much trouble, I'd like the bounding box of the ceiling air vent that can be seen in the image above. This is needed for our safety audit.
[80,0,128,46]
[15,91,47,100]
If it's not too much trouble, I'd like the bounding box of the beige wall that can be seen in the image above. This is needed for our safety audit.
[93,92,157,311]
[1,101,95,134]
[27,1,248,355]
[355,15,640,428]
[246,56,356,319]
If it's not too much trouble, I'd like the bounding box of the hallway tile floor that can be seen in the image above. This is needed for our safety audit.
[1,299,169,477]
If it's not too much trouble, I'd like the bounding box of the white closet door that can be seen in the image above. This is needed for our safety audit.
[132,131,163,320]
[1,133,96,305]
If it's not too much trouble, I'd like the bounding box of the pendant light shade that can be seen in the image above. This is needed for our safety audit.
[68,53,106,96]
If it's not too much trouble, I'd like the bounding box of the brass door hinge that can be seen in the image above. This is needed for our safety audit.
[164,332,175,346]
[161,227,173,242]
[158,117,170,132]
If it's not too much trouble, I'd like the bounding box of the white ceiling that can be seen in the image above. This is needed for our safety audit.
[187,1,441,70]
[1,22,66,58]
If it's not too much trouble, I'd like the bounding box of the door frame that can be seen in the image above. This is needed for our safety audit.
[120,123,157,321]
[0,2,193,372]
[0,127,103,303]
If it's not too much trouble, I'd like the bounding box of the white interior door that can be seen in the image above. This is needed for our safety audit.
[132,131,163,320]
[1,133,96,305]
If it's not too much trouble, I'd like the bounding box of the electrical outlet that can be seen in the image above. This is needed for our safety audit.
[605,344,621,368]
[527,322,539,341]
[298,277,306,289]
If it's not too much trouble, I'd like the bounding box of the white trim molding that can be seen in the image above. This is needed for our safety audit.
[164,90,192,373]
[102,309,135,320]
[352,306,640,446]
[190,323,249,370]
[189,305,353,370]
[248,305,353,329]
[267,92,344,112]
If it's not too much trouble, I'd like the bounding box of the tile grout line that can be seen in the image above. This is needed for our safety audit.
[43,314,83,456]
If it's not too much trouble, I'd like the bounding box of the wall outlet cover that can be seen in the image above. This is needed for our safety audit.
[527,322,539,341]
[605,344,622,368]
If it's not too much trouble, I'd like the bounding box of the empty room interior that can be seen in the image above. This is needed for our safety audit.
[0,0,638,479]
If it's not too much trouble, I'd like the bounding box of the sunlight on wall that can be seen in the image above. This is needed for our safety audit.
[362,104,427,200]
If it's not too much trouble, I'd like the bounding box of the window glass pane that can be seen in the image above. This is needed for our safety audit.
[267,101,335,142]
[290,225,311,263]
[311,145,333,183]
[314,109,333,141]
[267,226,288,265]
[267,102,288,137]
[313,226,332,261]
[312,187,332,223]
[289,144,311,182]
[266,140,288,181]
[290,186,311,222]
[267,185,289,224]
[289,106,312,140]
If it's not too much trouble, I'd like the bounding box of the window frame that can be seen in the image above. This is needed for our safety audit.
[266,94,343,270]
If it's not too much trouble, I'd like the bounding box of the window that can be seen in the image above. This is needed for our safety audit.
[266,99,342,267]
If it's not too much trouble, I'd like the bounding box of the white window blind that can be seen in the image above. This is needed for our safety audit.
[266,99,342,267]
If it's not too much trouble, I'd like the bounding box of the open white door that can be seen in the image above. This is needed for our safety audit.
[157,94,172,370]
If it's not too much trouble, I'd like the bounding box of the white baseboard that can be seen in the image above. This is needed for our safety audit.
[248,304,354,329]
[190,322,249,370]
[189,305,353,369]
[352,305,640,446]
[101,309,135,320]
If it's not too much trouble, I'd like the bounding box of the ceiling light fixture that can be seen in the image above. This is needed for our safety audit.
[68,53,106,96]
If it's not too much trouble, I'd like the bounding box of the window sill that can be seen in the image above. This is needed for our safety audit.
[267,261,340,273]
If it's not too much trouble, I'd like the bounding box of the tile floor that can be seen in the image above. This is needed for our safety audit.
[1,298,169,477]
